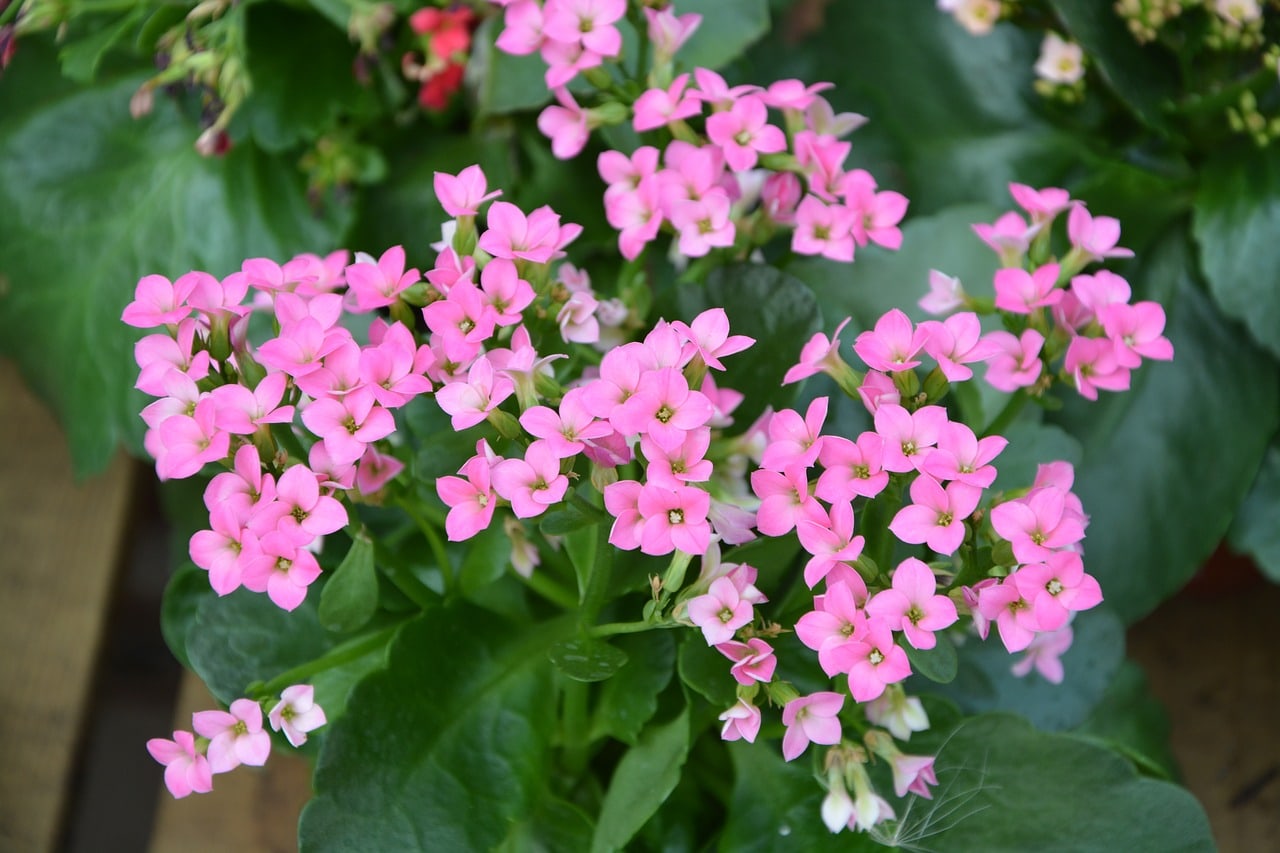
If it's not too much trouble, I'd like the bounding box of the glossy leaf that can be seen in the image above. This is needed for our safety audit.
[160,562,215,671]
[1193,143,1280,358]
[1051,230,1280,622]
[1227,440,1280,583]
[924,606,1125,731]
[300,608,570,852]
[1046,0,1178,132]
[0,43,351,476]
[590,708,691,853]
[903,635,957,684]
[1075,660,1178,780]
[676,0,769,71]
[590,631,676,745]
[318,533,379,633]
[675,263,822,431]
[550,637,630,683]
[471,17,554,115]
[677,634,737,708]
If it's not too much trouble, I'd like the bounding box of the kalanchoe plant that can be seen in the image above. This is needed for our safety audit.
[120,0,1201,833]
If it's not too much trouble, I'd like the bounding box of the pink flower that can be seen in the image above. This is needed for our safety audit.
[832,618,913,702]
[716,637,777,685]
[123,273,196,328]
[434,165,502,217]
[355,445,404,495]
[345,246,421,312]
[435,357,515,430]
[189,505,260,596]
[782,317,852,385]
[889,753,938,799]
[719,699,762,743]
[994,264,1063,314]
[1099,301,1174,367]
[1010,551,1103,631]
[1011,623,1074,683]
[975,581,1041,653]
[751,465,825,537]
[705,94,786,172]
[192,698,271,774]
[920,311,1000,382]
[209,373,296,435]
[780,692,844,761]
[922,421,1007,488]
[990,487,1087,564]
[792,196,857,261]
[437,447,498,540]
[154,397,230,480]
[842,169,908,250]
[796,499,866,588]
[542,0,625,57]
[633,73,701,131]
[268,685,327,747]
[241,531,323,611]
[816,432,889,501]
[643,6,701,61]
[301,388,396,466]
[1009,183,1071,224]
[604,479,645,550]
[687,575,754,645]
[889,474,979,555]
[250,463,349,540]
[919,269,966,315]
[984,329,1045,392]
[1064,336,1130,400]
[1067,204,1133,262]
[637,482,712,556]
[853,309,929,373]
[795,579,869,676]
[538,88,591,159]
[491,440,569,519]
[865,557,958,649]
[612,366,713,450]
[873,403,948,473]
[760,397,828,471]
[670,307,754,371]
[642,428,713,486]
[668,192,735,257]
[479,202,582,264]
[972,211,1040,264]
[147,730,213,798]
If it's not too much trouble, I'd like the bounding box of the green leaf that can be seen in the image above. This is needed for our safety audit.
[541,499,609,537]
[677,634,737,708]
[590,631,676,744]
[0,43,351,477]
[58,9,146,83]
[1046,0,1178,133]
[901,714,1213,851]
[236,4,380,152]
[300,608,570,852]
[457,521,513,596]
[590,708,691,853]
[720,740,878,852]
[471,17,553,115]
[903,636,957,684]
[1075,660,1178,780]
[550,637,630,683]
[677,0,769,70]
[160,562,215,670]
[318,533,379,633]
[497,796,596,853]
[187,587,339,704]
[1193,143,1280,358]
[925,606,1125,731]
[1228,441,1280,583]
[989,419,1083,492]
[1051,228,1280,622]
[563,522,599,602]
[675,264,822,431]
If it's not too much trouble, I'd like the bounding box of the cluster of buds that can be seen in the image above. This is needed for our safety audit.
[1114,0,1184,43]
[403,4,478,111]
[147,685,325,799]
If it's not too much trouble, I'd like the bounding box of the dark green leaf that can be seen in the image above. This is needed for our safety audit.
[720,740,878,852]
[0,44,351,476]
[1075,660,1178,780]
[300,608,571,852]
[1228,441,1280,583]
[903,636,957,684]
[471,17,553,115]
[924,606,1125,731]
[319,533,379,633]
[237,4,379,152]
[541,500,609,537]
[1051,229,1280,622]
[1193,143,1280,358]
[458,521,513,595]
[677,634,736,708]
[909,714,1212,852]
[675,264,821,431]
[989,419,1083,493]
[58,9,146,83]
[497,796,596,853]
[160,562,215,670]
[677,0,769,70]
[563,522,599,602]
[1046,0,1178,132]
[590,708,691,853]
[550,637,630,683]
[590,631,676,744]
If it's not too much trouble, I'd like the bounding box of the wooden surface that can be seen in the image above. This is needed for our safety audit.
[0,358,135,852]
[149,675,312,853]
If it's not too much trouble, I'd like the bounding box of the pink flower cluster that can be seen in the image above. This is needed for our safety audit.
[147,685,324,799]
[923,184,1174,400]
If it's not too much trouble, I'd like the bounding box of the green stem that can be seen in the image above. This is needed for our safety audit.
[577,522,614,629]
[381,559,441,611]
[588,619,675,638]
[259,621,405,695]
[398,497,455,595]
[561,677,590,776]
[982,390,1029,438]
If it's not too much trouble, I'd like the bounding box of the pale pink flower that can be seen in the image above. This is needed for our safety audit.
[716,637,777,685]
[888,474,981,555]
[832,618,913,702]
[690,67,760,110]
[865,689,930,741]
[345,246,420,312]
[1011,623,1074,683]
[668,192,735,257]
[780,692,844,761]
[633,73,701,132]
[494,1,544,55]
[209,373,295,435]
[865,557,958,650]
[760,78,834,112]
[853,309,929,373]
[155,397,230,480]
[355,446,404,496]
[189,505,259,596]
[192,698,271,774]
[604,479,645,550]
[991,487,1087,564]
[975,581,1041,653]
[1067,204,1133,262]
[921,311,1001,382]
[792,196,857,261]
[1064,336,1130,400]
[492,440,569,519]
[301,387,396,465]
[643,6,701,61]
[795,580,868,676]
[919,269,966,315]
[642,428,713,486]
[1035,32,1085,84]
[268,685,327,747]
[796,500,865,588]
[637,482,712,556]
[873,403,948,473]
[994,264,1063,314]
[123,273,196,328]
[760,396,828,471]
[435,357,515,430]
[479,202,582,264]
[687,575,754,645]
[1011,551,1103,631]
[751,465,826,537]
[147,730,213,798]
[922,421,1007,488]
[705,94,786,172]
[437,448,498,540]
[816,432,889,501]
[841,169,908,250]
[984,329,1045,392]
[782,317,852,385]
[538,87,591,159]
[1009,183,1072,224]
[670,307,754,371]
[972,211,1040,265]
[719,699,762,743]
[1099,301,1174,367]
[249,464,348,540]
[542,0,624,57]
[241,531,323,612]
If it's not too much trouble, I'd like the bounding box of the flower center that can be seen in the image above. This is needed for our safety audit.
[1047,579,1064,596]
[656,404,674,424]
[868,648,884,665]
[668,508,684,525]
[718,606,735,624]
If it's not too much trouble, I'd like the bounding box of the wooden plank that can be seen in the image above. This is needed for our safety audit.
[1129,579,1280,853]
[0,358,135,853]
[149,674,312,853]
